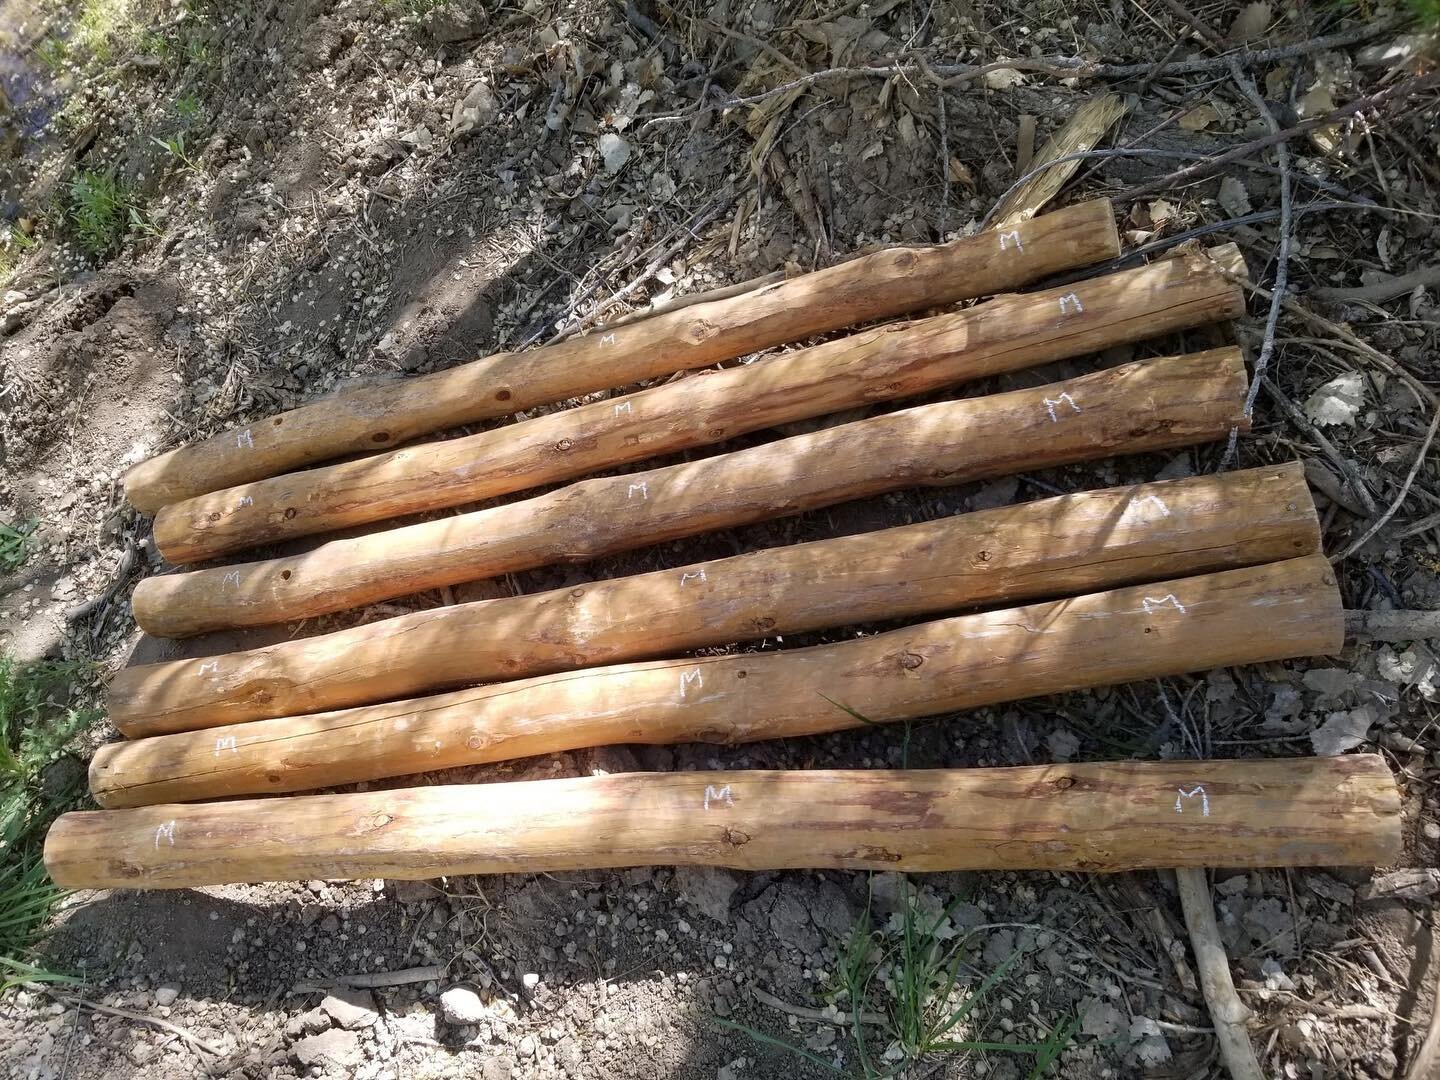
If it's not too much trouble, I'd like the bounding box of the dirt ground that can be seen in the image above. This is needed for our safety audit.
[1,0,1439,1077]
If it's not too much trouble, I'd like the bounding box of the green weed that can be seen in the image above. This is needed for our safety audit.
[151,131,199,172]
[173,92,203,120]
[719,702,1076,1076]
[0,658,99,993]
[184,38,213,67]
[65,169,137,256]
[0,229,39,285]
[0,520,37,575]
[720,880,1077,1077]
[33,37,70,74]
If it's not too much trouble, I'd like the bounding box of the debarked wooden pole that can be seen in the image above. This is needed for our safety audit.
[121,199,1121,513]
[130,348,1252,638]
[93,556,1341,806]
[51,755,1402,889]
[153,244,1245,563]
[110,463,1318,736]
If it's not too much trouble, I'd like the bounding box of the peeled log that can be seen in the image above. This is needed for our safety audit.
[52,755,1402,889]
[93,556,1341,806]
[131,348,1251,638]
[120,200,1120,514]
[111,463,1318,736]
[154,245,1245,563]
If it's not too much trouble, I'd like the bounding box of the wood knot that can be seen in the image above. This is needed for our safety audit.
[900,651,924,671]
[570,588,585,599]
[722,827,751,846]
[686,318,720,345]
[495,389,512,401]
[975,550,991,563]
[1053,776,1076,791]
[751,616,777,633]
[283,507,297,520]
[554,438,573,452]
[891,250,918,271]
[467,733,488,750]
[208,512,221,522]
[372,431,391,443]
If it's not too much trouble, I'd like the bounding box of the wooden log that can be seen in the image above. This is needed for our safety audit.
[50,755,1402,889]
[120,200,1121,514]
[153,245,1246,564]
[130,348,1252,638]
[110,463,1319,737]
[94,556,1342,806]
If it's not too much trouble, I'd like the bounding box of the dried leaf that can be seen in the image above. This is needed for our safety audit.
[860,140,884,161]
[983,66,1027,90]
[1303,371,1365,427]
[1310,705,1375,756]
[1218,175,1251,217]
[896,111,917,148]
[947,157,975,189]
[1229,1,1272,42]
[1148,198,1176,227]
[1178,103,1220,131]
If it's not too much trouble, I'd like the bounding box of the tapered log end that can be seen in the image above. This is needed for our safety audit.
[43,812,90,891]
[1341,753,1405,864]
[151,502,191,565]
[121,455,170,516]
[1082,197,1122,260]
[87,744,122,809]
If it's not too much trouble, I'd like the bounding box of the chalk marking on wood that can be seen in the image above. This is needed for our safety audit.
[627,481,648,501]
[197,660,220,676]
[998,230,1023,252]
[1142,594,1187,615]
[679,569,707,587]
[235,429,254,450]
[1058,292,1084,315]
[221,570,242,590]
[703,784,734,810]
[237,496,254,508]
[599,333,617,346]
[154,820,176,848]
[680,668,703,699]
[1175,785,1210,817]
[214,736,238,757]
[614,401,632,416]
[1043,392,1081,423]
[1128,494,1171,519]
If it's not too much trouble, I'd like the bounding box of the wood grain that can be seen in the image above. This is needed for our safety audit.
[111,463,1318,736]
[93,556,1342,806]
[50,756,1401,889]
[153,245,1244,563]
[130,348,1252,638]
[121,200,1121,513]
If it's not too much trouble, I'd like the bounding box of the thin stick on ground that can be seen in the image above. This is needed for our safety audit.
[37,988,225,1057]
[1175,868,1264,1080]
[1220,56,1293,470]
[1121,70,1440,201]
[640,22,1398,126]
[1333,410,1440,563]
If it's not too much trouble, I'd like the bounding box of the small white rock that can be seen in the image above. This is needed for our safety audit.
[438,986,487,1025]
[599,132,631,174]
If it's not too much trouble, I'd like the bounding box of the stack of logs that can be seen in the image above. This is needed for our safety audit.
[45,199,1401,890]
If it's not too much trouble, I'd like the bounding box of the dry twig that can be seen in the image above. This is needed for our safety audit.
[1176,869,1264,1080]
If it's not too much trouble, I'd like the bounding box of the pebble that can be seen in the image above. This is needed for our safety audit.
[439,986,487,1025]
